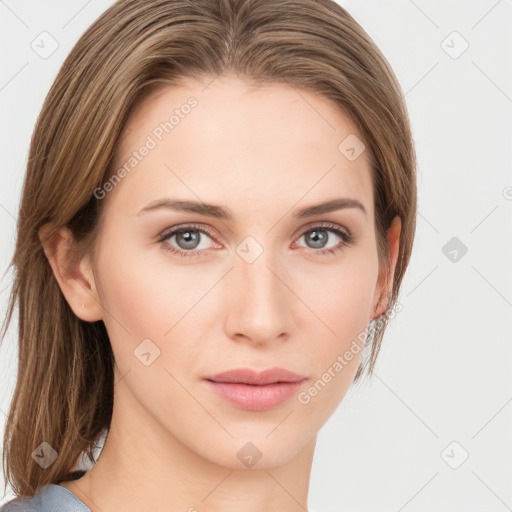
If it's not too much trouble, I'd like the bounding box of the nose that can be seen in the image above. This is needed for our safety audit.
[223,247,295,346]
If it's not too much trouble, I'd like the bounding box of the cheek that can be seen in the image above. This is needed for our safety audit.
[321,263,377,337]
[92,241,204,415]
[93,235,212,380]
[95,232,201,333]
[295,247,379,338]
[293,255,378,408]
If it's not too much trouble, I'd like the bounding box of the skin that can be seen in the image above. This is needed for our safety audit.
[41,73,401,512]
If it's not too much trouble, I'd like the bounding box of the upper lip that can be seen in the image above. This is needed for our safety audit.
[204,367,306,385]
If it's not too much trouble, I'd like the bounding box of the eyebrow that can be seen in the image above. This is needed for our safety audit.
[137,197,367,219]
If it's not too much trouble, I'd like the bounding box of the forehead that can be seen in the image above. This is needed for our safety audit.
[107,75,374,220]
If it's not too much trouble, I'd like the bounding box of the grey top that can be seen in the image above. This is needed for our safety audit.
[0,481,91,512]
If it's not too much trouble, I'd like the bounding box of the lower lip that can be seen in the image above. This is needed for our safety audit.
[204,379,306,411]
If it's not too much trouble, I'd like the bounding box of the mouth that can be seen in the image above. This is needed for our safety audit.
[203,367,307,411]
[204,367,306,385]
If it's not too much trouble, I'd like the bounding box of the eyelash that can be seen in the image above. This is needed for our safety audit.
[156,222,355,259]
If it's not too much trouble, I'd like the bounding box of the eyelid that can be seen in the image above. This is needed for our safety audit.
[157,223,221,251]
[291,221,355,253]
[157,222,218,241]
[157,221,355,257]
[158,221,353,242]
[290,220,352,240]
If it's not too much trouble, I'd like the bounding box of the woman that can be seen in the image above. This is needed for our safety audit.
[0,0,416,510]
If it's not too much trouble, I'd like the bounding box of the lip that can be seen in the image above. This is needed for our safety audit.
[203,367,307,411]
[204,367,306,385]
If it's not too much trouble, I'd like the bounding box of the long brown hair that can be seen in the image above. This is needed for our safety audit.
[1,0,416,498]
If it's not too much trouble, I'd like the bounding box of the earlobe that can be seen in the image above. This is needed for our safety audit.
[38,222,103,322]
[371,216,402,320]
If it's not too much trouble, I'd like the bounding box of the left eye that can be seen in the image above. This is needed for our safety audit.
[293,223,355,256]
[295,226,349,252]
[157,223,355,258]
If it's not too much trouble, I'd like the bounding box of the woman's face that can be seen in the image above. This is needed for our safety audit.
[86,74,396,469]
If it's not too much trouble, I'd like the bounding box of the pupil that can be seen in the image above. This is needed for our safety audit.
[308,229,327,248]
[177,230,199,249]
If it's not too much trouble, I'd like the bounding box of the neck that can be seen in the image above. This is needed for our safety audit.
[62,374,317,512]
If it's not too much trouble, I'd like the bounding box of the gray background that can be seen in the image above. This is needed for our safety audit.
[1,0,511,510]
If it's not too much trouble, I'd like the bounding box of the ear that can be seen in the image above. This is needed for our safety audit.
[38,222,103,322]
[371,216,402,320]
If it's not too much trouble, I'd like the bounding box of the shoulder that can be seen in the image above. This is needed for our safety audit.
[0,491,43,512]
[0,483,91,512]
